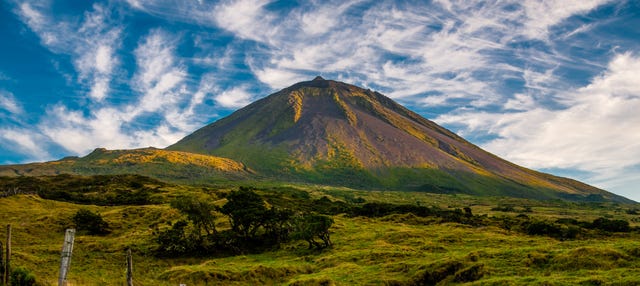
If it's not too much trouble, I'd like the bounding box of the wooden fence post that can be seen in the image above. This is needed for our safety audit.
[0,240,3,285]
[126,248,133,286]
[58,229,75,286]
[3,225,10,286]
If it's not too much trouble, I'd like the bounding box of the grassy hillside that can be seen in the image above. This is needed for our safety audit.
[1,175,640,285]
[0,147,253,184]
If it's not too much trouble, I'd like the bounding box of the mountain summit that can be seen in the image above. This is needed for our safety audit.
[168,78,625,202]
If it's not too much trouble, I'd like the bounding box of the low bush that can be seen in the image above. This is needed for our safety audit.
[73,209,110,235]
[453,264,485,283]
[10,267,37,286]
[523,220,579,240]
[590,217,630,232]
[410,260,464,285]
[10,174,165,205]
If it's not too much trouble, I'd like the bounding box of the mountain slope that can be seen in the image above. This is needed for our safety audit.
[168,77,629,202]
[0,147,252,183]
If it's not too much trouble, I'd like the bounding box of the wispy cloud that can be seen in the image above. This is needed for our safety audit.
[0,128,51,162]
[0,91,22,115]
[130,29,187,115]
[37,29,205,155]
[437,52,640,191]
[520,0,612,40]
[215,86,252,109]
[213,0,276,43]
[199,0,611,111]
[121,0,612,108]
[16,1,121,102]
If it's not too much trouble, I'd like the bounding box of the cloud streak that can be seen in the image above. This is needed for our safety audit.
[437,53,640,196]
[16,2,122,102]
[0,91,22,115]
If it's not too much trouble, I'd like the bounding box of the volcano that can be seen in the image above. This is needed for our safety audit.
[167,77,626,202]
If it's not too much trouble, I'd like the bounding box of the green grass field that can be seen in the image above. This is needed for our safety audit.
[1,178,640,285]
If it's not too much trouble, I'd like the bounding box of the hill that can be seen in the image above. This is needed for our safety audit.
[0,147,252,183]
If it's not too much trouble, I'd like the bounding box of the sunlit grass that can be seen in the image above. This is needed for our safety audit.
[1,184,640,285]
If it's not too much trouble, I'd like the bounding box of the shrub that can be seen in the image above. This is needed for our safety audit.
[72,209,110,235]
[524,220,579,240]
[453,264,485,283]
[411,260,464,285]
[10,267,36,286]
[491,205,516,212]
[590,217,630,232]
[526,221,562,236]
[311,196,352,215]
[155,220,197,256]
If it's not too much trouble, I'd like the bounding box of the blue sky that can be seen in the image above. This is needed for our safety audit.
[1,0,639,200]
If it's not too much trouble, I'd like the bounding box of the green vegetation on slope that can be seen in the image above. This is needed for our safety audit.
[0,148,252,185]
[1,174,640,285]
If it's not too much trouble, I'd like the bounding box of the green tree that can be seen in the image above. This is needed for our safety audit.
[220,187,268,239]
[293,213,334,249]
[155,220,195,256]
[72,209,110,235]
[170,196,217,236]
[263,208,294,245]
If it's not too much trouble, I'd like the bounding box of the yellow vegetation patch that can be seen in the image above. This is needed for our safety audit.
[332,92,357,126]
[97,148,247,172]
[288,91,304,123]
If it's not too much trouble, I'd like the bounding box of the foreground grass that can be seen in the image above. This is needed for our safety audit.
[1,187,640,285]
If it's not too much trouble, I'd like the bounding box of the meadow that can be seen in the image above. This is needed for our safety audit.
[1,175,640,285]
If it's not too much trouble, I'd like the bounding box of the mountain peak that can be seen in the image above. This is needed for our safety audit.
[167,78,628,202]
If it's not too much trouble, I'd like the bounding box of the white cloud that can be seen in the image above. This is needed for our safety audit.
[35,29,206,156]
[0,91,22,115]
[438,53,640,194]
[504,93,536,111]
[118,0,610,108]
[213,0,276,43]
[521,0,612,40]
[19,2,43,25]
[119,0,612,104]
[215,87,253,109]
[298,1,360,35]
[0,128,50,161]
[131,29,188,116]
[89,78,110,101]
[16,2,121,102]
[134,30,180,90]
[251,67,309,90]
[94,45,114,74]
